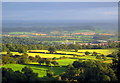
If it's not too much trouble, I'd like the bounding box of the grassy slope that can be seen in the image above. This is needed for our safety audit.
[2,64,67,77]
[57,59,78,66]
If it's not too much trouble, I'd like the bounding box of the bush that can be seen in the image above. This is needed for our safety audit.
[85,51,91,55]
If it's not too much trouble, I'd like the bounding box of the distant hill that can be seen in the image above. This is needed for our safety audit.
[2,20,117,34]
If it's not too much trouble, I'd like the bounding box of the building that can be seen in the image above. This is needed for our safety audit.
[79,42,108,46]
[73,41,76,44]
[73,32,96,35]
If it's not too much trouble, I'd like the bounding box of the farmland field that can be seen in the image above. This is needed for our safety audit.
[1,2,119,82]
[2,49,117,77]
[2,64,67,77]
[2,49,117,58]
[56,59,78,66]
[29,49,117,55]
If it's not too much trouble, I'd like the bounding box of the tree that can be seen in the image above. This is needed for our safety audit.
[102,75,111,81]
[117,50,120,81]
[2,68,26,83]
[48,47,56,54]
[46,70,54,77]
[35,55,41,62]
[52,57,57,60]
[2,56,16,64]
[74,48,78,52]
[38,59,44,65]
[22,67,38,80]
[72,61,82,68]
[67,64,74,70]
[71,60,118,82]
[45,60,51,66]
[96,55,102,60]
[28,56,37,62]
[2,45,9,52]
[17,54,29,64]
[102,55,107,61]
[51,61,59,66]
[85,51,90,55]
[6,51,13,57]
[18,48,26,53]
[92,52,97,56]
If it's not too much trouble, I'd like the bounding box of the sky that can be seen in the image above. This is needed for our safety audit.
[2,2,118,21]
[2,0,120,2]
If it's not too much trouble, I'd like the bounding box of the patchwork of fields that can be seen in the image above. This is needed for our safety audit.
[2,49,117,58]
[2,49,118,77]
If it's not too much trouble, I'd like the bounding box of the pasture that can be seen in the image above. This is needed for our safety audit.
[2,64,67,77]
[56,59,78,66]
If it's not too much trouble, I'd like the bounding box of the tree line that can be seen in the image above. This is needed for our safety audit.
[2,52,59,66]
[2,41,119,53]
[2,66,63,83]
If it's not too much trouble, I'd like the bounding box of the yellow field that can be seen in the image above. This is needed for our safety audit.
[1,51,73,58]
[77,49,117,55]
[29,49,117,55]
[27,53,73,58]
[2,52,22,55]
[1,49,117,58]
[56,51,85,55]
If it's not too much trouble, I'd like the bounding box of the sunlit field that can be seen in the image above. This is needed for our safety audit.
[2,49,117,58]
[56,59,78,66]
[2,64,67,77]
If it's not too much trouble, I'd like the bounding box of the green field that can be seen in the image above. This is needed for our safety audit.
[2,64,67,77]
[74,30,95,33]
[2,49,117,78]
[57,59,78,66]
[2,58,113,78]
[8,32,31,35]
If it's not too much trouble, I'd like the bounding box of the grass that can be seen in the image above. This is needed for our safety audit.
[9,32,31,35]
[78,56,97,60]
[2,64,67,77]
[74,30,95,33]
[56,59,78,66]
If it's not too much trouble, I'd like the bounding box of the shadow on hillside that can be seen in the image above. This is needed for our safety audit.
[78,52,85,53]
[23,64,67,67]
[28,51,80,56]
[28,52,46,54]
